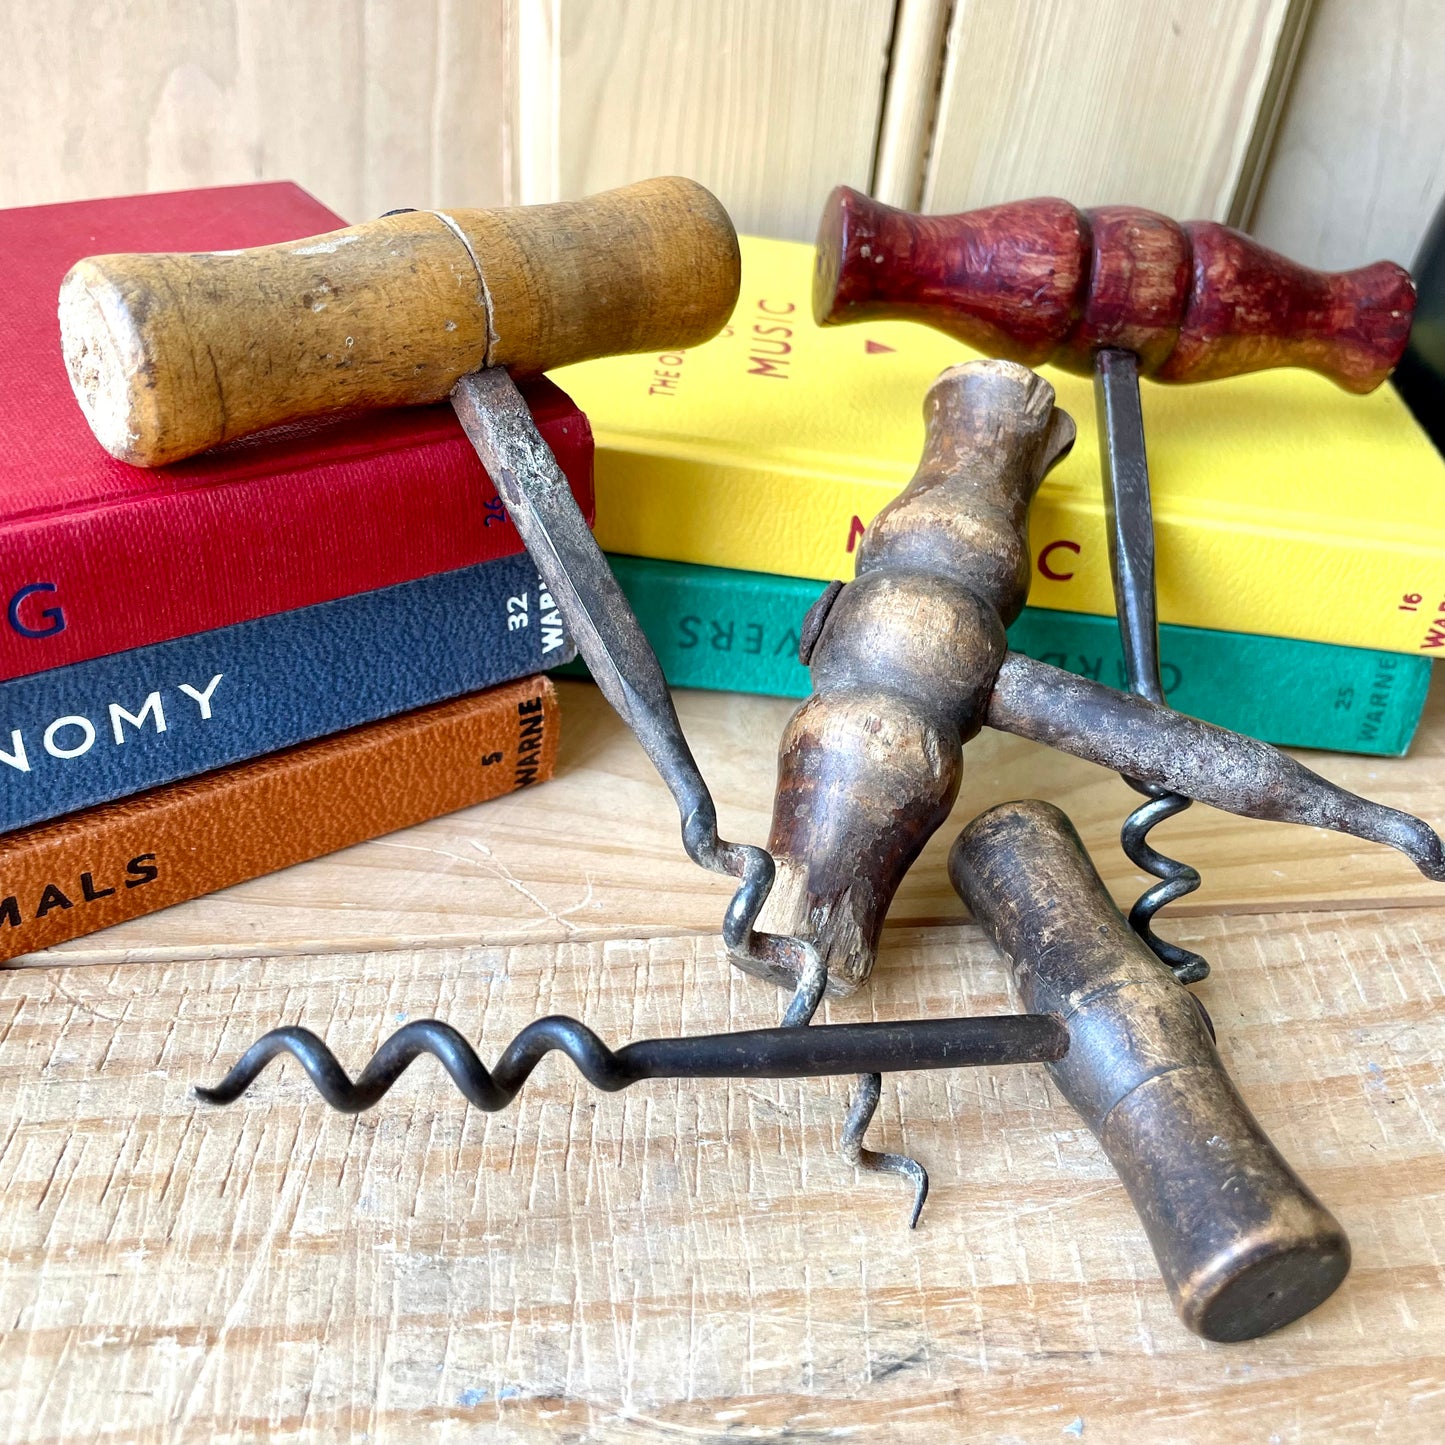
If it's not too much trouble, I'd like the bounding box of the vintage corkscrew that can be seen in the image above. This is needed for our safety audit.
[59,182,1443,1304]
[60,178,1059,1216]
[210,360,1419,1335]
[755,357,1443,1001]
[740,356,1439,1330]
[812,186,1418,982]
[198,1014,1066,1124]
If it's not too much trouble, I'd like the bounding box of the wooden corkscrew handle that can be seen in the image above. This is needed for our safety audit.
[950,799,1350,1342]
[754,359,1076,995]
[59,176,741,467]
[815,185,1415,392]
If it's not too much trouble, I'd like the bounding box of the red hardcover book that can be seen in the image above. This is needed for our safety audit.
[0,182,594,683]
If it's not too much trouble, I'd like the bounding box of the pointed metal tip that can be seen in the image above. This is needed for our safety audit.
[907,1164,929,1229]
[841,1072,931,1227]
[854,1146,929,1228]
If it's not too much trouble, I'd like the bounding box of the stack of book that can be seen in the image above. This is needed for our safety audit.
[0,183,589,961]
[551,235,1441,755]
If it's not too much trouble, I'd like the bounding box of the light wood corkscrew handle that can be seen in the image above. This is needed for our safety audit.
[59,176,741,466]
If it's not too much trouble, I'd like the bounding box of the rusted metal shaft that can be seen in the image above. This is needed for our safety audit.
[950,799,1351,1342]
[987,655,1445,880]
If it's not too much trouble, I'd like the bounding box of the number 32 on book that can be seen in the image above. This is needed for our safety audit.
[506,586,569,655]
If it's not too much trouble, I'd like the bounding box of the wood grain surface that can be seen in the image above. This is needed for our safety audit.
[0,914,1442,1441]
[1248,0,1445,268]
[62,176,740,466]
[512,0,896,240]
[0,0,510,221]
[0,675,1442,1440]
[756,360,1076,993]
[814,186,1415,389]
[6,1,1442,269]
[922,0,1306,222]
[870,0,951,211]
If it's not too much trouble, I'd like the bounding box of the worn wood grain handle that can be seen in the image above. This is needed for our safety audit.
[815,184,1415,392]
[755,360,1075,994]
[59,176,741,466]
[950,799,1350,1342]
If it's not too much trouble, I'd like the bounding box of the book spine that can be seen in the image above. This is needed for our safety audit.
[589,448,1445,658]
[562,555,1431,757]
[1025,491,1445,659]
[0,384,593,683]
[0,677,560,963]
[0,552,574,832]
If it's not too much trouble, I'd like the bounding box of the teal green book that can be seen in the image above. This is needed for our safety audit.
[561,555,1433,757]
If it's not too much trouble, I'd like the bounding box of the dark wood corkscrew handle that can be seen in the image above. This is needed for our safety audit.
[815,185,1415,393]
[753,359,1076,995]
[950,800,1350,1341]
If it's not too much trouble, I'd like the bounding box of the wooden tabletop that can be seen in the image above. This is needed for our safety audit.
[2,676,1443,1443]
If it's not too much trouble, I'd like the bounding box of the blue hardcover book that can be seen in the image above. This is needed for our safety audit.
[0,552,573,832]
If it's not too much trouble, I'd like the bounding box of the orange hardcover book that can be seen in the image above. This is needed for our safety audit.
[0,676,559,962]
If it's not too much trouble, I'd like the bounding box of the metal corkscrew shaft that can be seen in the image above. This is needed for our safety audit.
[453,367,822,997]
[197,1014,1070,1113]
[1096,348,1206,983]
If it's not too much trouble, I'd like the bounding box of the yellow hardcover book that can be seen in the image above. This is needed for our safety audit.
[551,235,1445,656]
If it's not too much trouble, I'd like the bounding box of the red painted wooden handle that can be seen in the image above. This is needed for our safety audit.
[814,185,1416,393]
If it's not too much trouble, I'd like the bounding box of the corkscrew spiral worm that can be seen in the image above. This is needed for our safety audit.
[840,1071,929,1228]
[1120,783,1209,984]
[778,954,928,1227]
[197,1013,1069,1116]
[1095,348,1209,986]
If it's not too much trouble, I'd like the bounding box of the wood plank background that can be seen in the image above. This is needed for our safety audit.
[0,0,512,223]
[918,0,1305,223]
[1248,0,1445,268]
[2,0,1440,262]
[511,0,897,239]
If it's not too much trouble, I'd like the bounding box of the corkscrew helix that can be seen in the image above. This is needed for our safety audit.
[197,1015,1069,1130]
[198,367,950,1227]
[1095,351,1207,983]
